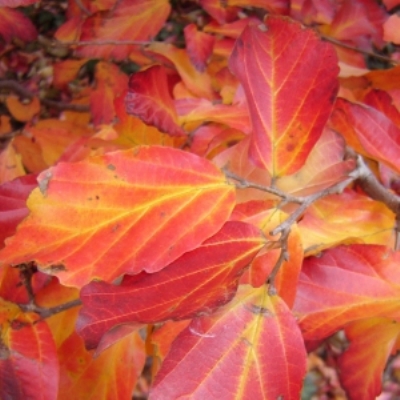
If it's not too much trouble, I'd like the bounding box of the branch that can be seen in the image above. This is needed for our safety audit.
[19,298,82,319]
[0,80,90,112]
[56,39,156,47]
[320,35,398,65]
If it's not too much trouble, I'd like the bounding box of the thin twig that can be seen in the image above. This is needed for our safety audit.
[268,229,290,294]
[19,298,82,319]
[74,0,92,16]
[0,80,89,112]
[18,263,37,304]
[320,34,398,65]
[58,39,156,47]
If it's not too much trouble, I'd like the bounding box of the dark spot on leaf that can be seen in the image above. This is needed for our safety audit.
[246,304,272,316]
[107,164,116,171]
[47,264,67,272]
[112,224,120,232]
[286,143,295,152]
[95,195,100,200]
[10,319,27,330]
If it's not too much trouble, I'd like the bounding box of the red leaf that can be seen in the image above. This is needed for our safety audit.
[0,7,37,43]
[0,147,235,287]
[0,300,58,400]
[331,98,400,174]
[78,221,266,349]
[0,174,37,248]
[125,65,185,137]
[229,17,339,176]
[150,285,307,399]
[294,245,400,340]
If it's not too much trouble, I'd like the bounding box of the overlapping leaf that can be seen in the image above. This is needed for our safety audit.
[0,146,236,287]
[0,299,58,400]
[78,221,265,349]
[0,174,37,248]
[150,285,307,399]
[294,244,400,340]
[125,65,185,137]
[338,318,400,400]
[331,98,400,173]
[229,17,339,176]
[298,190,395,255]
[0,6,37,43]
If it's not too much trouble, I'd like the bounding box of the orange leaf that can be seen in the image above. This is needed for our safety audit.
[229,17,339,176]
[12,135,48,173]
[298,190,395,255]
[294,245,400,340]
[331,98,400,173]
[151,285,307,399]
[76,0,170,60]
[78,221,266,348]
[0,146,235,287]
[338,318,400,400]
[6,95,40,122]
[53,59,88,89]
[0,6,37,43]
[0,299,58,400]
[125,65,185,137]
[384,14,400,44]
[58,330,145,400]
[0,140,25,184]
[146,42,215,100]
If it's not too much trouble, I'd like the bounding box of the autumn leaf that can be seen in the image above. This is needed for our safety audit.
[0,298,58,400]
[0,6,37,43]
[338,318,400,400]
[78,221,265,348]
[0,140,25,184]
[294,245,400,340]
[150,285,307,399]
[229,17,339,176]
[0,146,235,287]
[0,174,37,248]
[75,0,171,60]
[125,65,185,137]
[6,95,40,122]
[58,330,145,400]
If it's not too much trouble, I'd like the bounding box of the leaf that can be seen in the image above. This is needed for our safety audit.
[0,299,58,400]
[145,42,215,100]
[0,146,236,287]
[6,96,40,122]
[229,17,339,176]
[338,318,400,400]
[384,14,400,44]
[76,0,171,60]
[78,221,266,349]
[150,285,307,399]
[294,245,400,340]
[0,6,37,43]
[0,140,25,184]
[0,174,37,249]
[183,24,215,72]
[275,128,355,197]
[125,65,185,137]
[0,0,37,5]
[224,0,289,15]
[58,330,145,400]
[298,190,395,255]
[331,98,400,174]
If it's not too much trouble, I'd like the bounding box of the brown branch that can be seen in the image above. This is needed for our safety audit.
[74,0,92,16]
[19,298,82,319]
[320,34,398,65]
[57,39,156,47]
[0,80,90,112]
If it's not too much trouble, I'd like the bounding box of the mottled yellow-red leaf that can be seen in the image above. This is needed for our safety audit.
[229,17,339,176]
[53,59,88,89]
[0,140,25,184]
[294,245,400,340]
[6,95,40,122]
[151,285,307,399]
[0,298,58,400]
[276,128,355,196]
[78,221,265,349]
[0,6,37,43]
[76,0,170,60]
[298,190,395,255]
[125,65,185,137]
[0,147,235,287]
[58,330,145,400]
[338,318,400,400]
